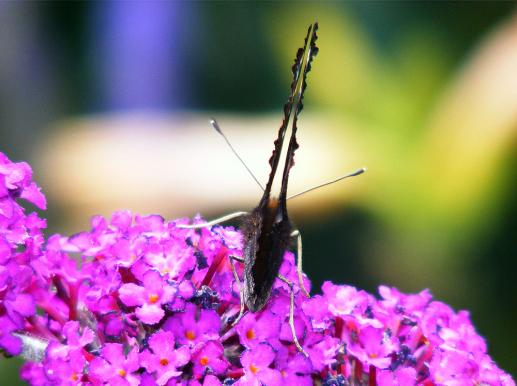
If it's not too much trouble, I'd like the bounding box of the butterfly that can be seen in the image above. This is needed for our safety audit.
[180,23,364,356]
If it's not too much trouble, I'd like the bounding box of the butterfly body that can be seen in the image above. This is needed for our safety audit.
[241,195,291,312]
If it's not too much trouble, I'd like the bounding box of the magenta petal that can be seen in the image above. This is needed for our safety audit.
[143,270,164,293]
[175,346,191,367]
[148,330,175,354]
[235,374,260,386]
[10,293,36,317]
[112,239,131,263]
[6,161,32,187]
[111,376,138,386]
[306,336,340,371]
[20,182,46,210]
[323,282,362,316]
[258,368,283,385]
[119,283,146,306]
[193,341,227,377]
[111,210,132,231]
[196,309,221,335]
[203,374,223,386]
[240,349,254,369]
[0,199,13,218]
[140,373,158,386]
[0,237,10,263]
[89,357,112,380]
[0,175,7,197]
[101,343,125,365]
[255,313,281,339]
[125,347,141,373]
[136,303,165,325]
[139,349,159,373]
[288,355,313,373]
[378,368,417,386]
[160,284,176,304]
[207,357,228,375]
[178,280,195,298]
[156,369,182,386]
[0,330,22,355]
[79,328,95,347]
[302,295,329,329]
[104,315,124,336]
[246,344,276,368]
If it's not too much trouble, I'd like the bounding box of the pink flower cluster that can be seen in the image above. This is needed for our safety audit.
[0,151,514,386]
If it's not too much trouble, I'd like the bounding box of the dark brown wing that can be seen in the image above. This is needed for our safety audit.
[279,23,319,200]
[241,23,319,313]
[264,23,318,195]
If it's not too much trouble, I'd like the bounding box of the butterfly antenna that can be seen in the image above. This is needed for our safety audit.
[287,167,366,200]
[210,118,265,192]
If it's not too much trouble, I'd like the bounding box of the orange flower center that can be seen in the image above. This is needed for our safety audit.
[148,293,159,304]
[160,358,169,366]
[250,364,259,374]
[246,329,255,340]
[117,368,126,378]
[200,356,209,366]
[185,330,196,340]
[70,372,79,381]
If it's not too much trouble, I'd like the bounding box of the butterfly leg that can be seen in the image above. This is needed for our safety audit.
[177,211,248,229]
[277,273,308,357]
[229,255,246,326]
[290,230,310,298]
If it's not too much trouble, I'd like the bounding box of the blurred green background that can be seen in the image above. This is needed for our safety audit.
[1,2,516,382]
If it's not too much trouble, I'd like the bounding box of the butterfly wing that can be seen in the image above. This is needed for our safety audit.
[279,23,319,200]
[264,23,319,195]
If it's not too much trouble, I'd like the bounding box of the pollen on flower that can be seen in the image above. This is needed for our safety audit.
[70,372,78,381]
[148,294,159,304]
[246,329,255,340]
[185,330,196,341]
[200,356,209,366]
[117,369,126,378]
[160,358,169,366]
[249,364,259,374]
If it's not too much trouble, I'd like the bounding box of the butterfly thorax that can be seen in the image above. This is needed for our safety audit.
[241,195,292,312]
